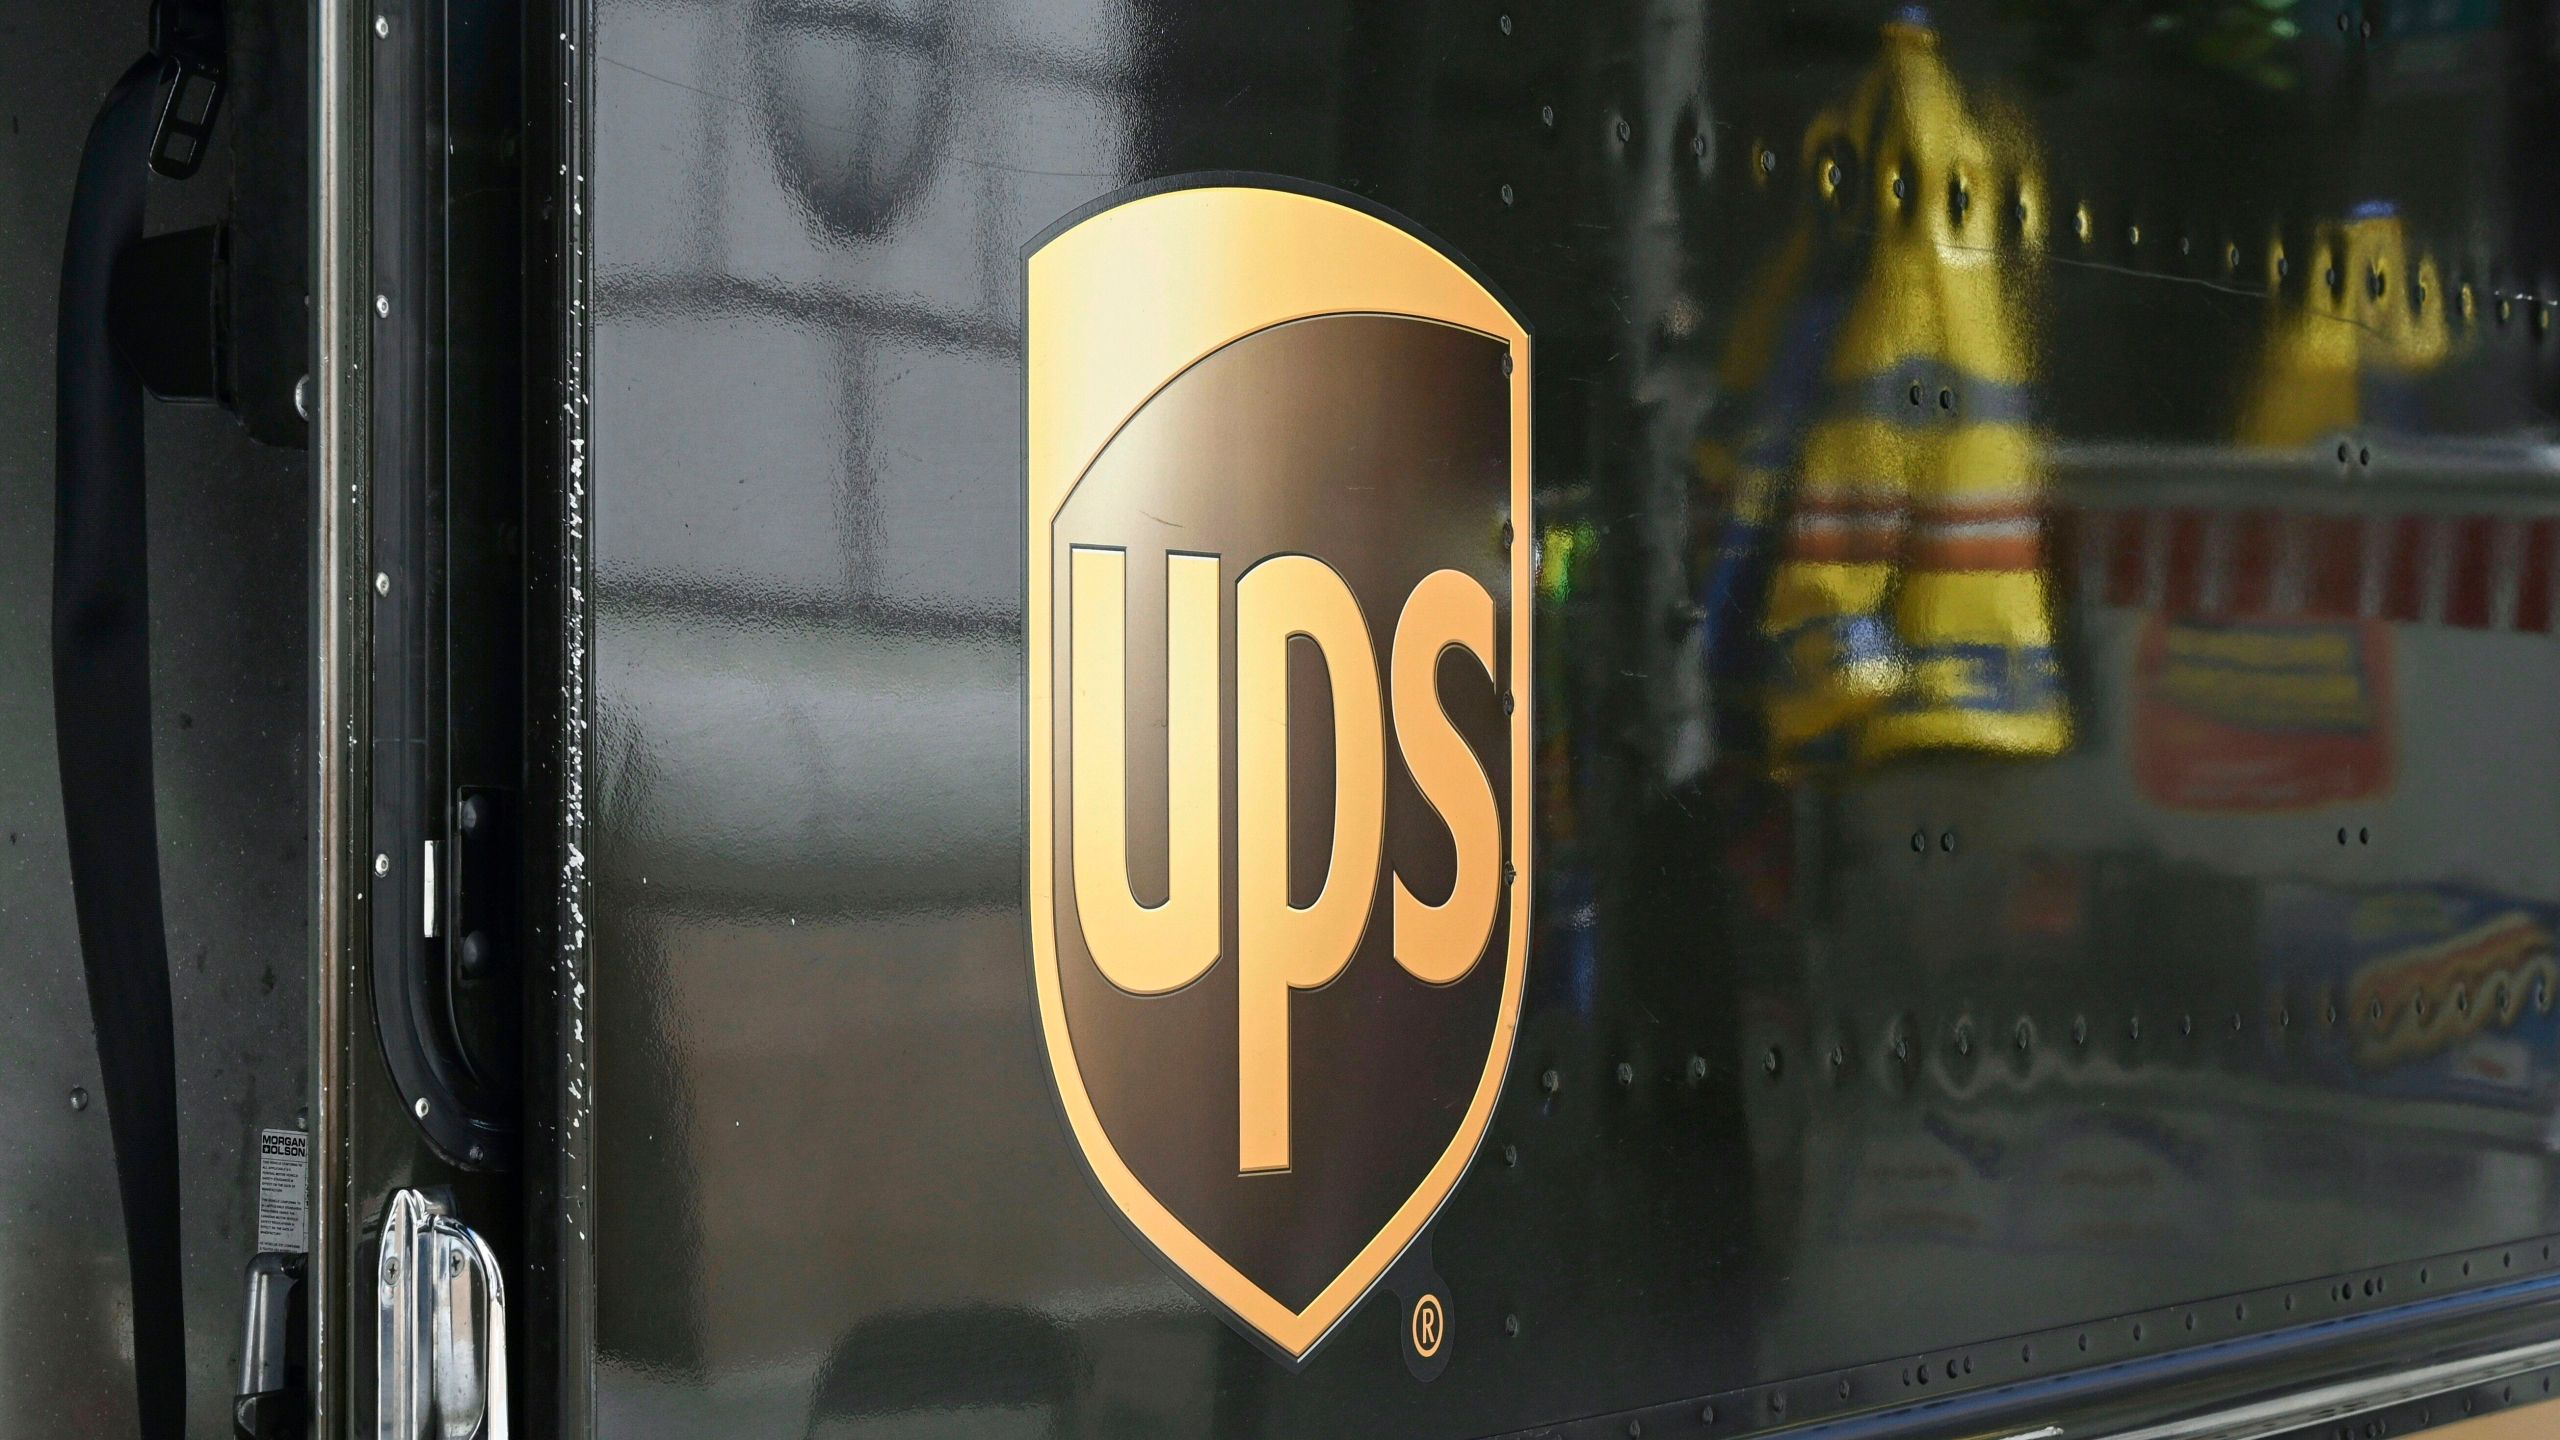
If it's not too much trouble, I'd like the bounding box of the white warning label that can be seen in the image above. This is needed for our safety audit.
[256,1128,308,1254]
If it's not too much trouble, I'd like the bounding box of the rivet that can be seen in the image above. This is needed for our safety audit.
[1936,389,1954,413]
[68,1087,88,1113]
[2180,1013,2194,1037]
[1615,117,1632,143]
[1686,1054,1708,1081]
[1838,1380,1852,1400]
[1540,1068,1560,1094]
[1700,1404,1716,1424]
[1689,133,1706,158]
[1953,1022,1972,1056]
[1500,521,1515,547]
[374,852,391,877]
[2073,207,2091,241]
[2014,1019,2032,1051]
[293,374,311,420]
[2128,1014,2143,1040]
[2072,1015,2089,1046]
[374,14,388,36]
[413,1097,430,1118]
[1539,104,1555,129]
[1499,183,1515,208]
[1758,148,1776,174]
[2126,223,2141,246]
[1910,829,1927,853]
[1497,12,1511,34]
[375,571,391,595]
[1616,1061,1635,1087]
[1503,861,1518,883]
[1763,1046,1783,1078]
[1825,161,1843,191]
[2277,254,2291,281]
[375,294,390,318]
[1502,693,1516,714]
[1892,173,1908,202]
[2226,243,2242,272]
[1502,1143,1518,1166]
[1503,1313,1520,1336]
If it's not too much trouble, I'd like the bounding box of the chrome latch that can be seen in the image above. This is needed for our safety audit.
[375,1189,508,1440]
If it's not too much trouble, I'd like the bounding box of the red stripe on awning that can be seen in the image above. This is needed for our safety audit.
[2447,517,2497,629]
[2163,510,2207,615]
[2304,515,2363,619]
[2519,519,2557,634]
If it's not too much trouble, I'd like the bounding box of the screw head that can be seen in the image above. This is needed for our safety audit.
[374,14,388,36]
[413,1097,430,1119]
[68,1087,88,1113]
[375,571,390,595]
[375,294,390,318]
[373,852,390,877]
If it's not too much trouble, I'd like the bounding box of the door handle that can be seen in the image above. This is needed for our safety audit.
[375,1189,508,1440]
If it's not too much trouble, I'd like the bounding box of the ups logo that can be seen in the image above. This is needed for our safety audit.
[1026,183,1531,1362]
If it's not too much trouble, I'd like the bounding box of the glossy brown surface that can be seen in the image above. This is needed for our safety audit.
[577,0,2560,1435]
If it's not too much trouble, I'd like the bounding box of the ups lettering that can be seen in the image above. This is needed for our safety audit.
[1067,547,1501,1174]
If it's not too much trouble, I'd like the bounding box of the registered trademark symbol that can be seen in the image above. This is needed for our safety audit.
[1411,1293,1446,1358]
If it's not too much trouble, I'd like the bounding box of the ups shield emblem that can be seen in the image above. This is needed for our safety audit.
[1026,183,1531,1362]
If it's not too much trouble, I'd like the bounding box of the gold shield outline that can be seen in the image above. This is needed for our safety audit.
[1025,180,1533,1360]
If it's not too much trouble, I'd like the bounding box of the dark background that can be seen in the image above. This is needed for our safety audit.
[582,0,2560,1436]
